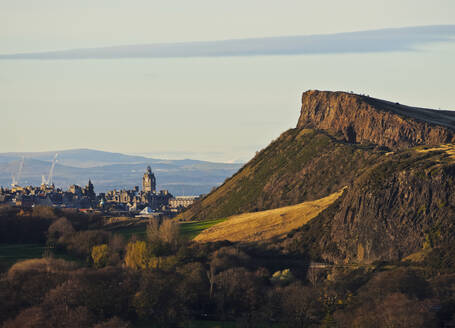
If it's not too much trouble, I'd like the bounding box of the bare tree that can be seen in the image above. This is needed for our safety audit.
[206,260,217,299]
[307,265,318,288]
[146,218,160,243]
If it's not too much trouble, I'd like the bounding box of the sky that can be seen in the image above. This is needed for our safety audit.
[1,1,455,162]
[2,1,455,52]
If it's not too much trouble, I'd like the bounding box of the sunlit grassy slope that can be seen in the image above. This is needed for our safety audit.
[194,188,345,243]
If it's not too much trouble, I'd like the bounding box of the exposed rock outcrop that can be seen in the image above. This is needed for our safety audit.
[316,149,455,263]
[297,90,455,150]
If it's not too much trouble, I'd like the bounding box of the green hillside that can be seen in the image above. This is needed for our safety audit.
[179,128,382,220]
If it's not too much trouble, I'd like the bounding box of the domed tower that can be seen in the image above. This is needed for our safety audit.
[142,166,156,193]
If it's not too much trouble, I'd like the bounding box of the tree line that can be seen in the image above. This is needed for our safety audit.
[1,205,455,327]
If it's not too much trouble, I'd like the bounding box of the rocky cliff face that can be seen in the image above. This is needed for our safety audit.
[315,149,455,263]
[283,147,455,264]
[297,90,455,150]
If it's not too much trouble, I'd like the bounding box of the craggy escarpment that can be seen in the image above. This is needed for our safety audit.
[297,90,455,150]
[288,147,455,263]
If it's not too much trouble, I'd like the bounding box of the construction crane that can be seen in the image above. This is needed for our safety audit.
[41,153,58,186]
[11,156,24,187]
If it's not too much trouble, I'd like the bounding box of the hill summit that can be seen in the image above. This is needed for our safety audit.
[180,90,455,264]
[298,90,455,149]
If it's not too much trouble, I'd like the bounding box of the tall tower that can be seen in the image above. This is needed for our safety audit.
[85,179,96,200]
[142,166,156,193]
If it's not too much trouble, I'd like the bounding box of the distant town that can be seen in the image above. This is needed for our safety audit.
[0,165,199,218]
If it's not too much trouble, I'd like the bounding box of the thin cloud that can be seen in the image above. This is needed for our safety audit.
[1,25,454,59]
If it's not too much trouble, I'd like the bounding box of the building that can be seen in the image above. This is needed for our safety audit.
[0,166,188,216]
[169,196,199,209]
[142,166,156,193]
[83,179,96,200]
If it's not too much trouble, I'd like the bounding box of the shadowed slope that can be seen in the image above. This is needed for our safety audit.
[179,129,381,220]
[287,146,455,263]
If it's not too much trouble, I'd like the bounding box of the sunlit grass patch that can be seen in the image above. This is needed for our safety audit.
[179,218,227,240]
[194,188,345,243]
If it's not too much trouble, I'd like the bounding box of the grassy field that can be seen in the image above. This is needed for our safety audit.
[179,218,227,240]
[194,188,345,243]
[0,244,45,271]
[111,224,148,240]
[0,244,45,262]
[0,244,84,272]
[104,220,148,240]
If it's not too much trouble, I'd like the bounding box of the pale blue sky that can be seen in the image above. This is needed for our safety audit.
[1,1,455,52]
[1,1,455,162]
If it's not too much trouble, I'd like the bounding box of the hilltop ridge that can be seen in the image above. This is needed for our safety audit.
[298,90,455,149]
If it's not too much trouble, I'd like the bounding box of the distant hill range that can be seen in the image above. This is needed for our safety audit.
[0,149,242,196]
[181,90,455,264]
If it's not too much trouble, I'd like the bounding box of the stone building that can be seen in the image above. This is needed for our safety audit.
[83,179,96,200]
[142,166,156,193]
[169,196,198,209]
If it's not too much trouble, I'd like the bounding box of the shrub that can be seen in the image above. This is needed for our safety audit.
[7,258,77,280]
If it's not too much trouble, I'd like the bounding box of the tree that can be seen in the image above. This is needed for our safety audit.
[213,267,266,320]
[32,206,57,219]
[2,305,94,328]
[146,218,160,243]
[91,244,109,268]
[146,219,183,252]
[132,271,184,325]
[43,267,136,322]
[48,217,75,244]
[124,241,151,270]
[159,220,181,251]
[279,283,323,328]
[107,234,126,265]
